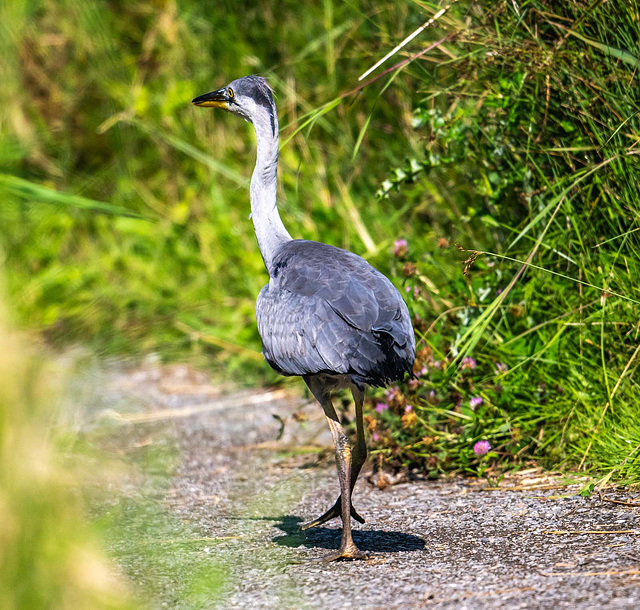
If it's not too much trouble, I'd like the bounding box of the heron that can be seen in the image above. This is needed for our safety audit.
[192,75,415,561]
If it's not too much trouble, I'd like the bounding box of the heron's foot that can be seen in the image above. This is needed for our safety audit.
[318,543,368,562]
[300,498,365,530]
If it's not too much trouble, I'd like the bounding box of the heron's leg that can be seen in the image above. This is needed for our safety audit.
[351,385,368,486]
[303,377,366,561]
[301,386,367,530]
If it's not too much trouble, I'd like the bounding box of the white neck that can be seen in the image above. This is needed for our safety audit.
[250,111,292,273]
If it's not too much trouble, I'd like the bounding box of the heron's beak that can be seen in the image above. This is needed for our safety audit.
[192,88,230,109]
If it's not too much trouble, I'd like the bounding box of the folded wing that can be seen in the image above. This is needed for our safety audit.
[256,240,415,387]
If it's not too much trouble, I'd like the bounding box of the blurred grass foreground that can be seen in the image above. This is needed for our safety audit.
[0,292,131,610]
[0,0,639,531]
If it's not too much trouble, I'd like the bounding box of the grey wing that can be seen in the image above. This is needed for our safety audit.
[256,284,373,377]
[277,241,414,354]
[256,240,415,385]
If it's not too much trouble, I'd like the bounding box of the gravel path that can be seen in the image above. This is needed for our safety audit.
[89,363,640,609]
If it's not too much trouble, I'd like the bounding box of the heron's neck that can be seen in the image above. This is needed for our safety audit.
[250,114,291,273]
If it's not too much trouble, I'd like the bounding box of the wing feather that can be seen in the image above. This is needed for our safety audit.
[256,240,415,386]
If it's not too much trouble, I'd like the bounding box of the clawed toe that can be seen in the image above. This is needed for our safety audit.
[301,514,335,531]
[351,506,365,524]
[301,499,365,530]
[317,545,369,562]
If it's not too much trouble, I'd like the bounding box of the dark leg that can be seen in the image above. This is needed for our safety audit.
[301,386,367,530]
[303,377,367,561]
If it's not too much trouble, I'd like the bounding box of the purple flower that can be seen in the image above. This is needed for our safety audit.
[495,362,509,375]
[419,366,428,377]
[375,402,389,413]
[469,396,483,410]
[393,239,408,257]
[385,386,399,402]
[405,285,417,296]
[408,378,419,390]
[372,433,380,442]
[473,440,491,457]
[405,404,413,413]
[462,356,477,370]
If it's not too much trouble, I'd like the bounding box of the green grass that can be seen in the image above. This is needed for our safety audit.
[365,0,640,486]
[0,302,133,610]
[0,0,639,492]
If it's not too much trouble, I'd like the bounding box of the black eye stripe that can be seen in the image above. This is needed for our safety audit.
[253,89,272,111]
[234,80,272,111]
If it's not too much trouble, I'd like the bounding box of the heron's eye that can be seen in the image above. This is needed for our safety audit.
[227,87,234,99]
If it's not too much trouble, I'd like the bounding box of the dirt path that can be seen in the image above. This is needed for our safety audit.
[86,363,640,609]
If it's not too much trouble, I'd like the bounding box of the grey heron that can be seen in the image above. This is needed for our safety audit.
[193,76,415,561]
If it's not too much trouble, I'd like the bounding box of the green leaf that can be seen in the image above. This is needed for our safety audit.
[0,174,147,219]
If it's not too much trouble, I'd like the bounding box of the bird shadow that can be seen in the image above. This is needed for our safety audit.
[271,515,425,553]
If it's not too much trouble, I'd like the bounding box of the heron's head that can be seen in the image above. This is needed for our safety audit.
[192,75,276,130]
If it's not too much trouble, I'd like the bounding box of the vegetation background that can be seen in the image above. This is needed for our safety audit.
[0,0,639,606]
